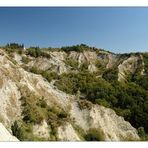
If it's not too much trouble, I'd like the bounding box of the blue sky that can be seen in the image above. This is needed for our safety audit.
[0,7,148,53]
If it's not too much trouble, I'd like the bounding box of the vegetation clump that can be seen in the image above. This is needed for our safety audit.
[102,68,118,83]
[84,128,105,141]
[13,86,70,141]
[27,66,59,83]
[61,44,93,52]
[78,100,92,110]
[26,47,51,58]
[4,43,24,54]
[64,58,79,70]
[22,56,30,64]
[11,121,24,141]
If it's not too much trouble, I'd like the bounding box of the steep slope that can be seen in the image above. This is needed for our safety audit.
[118,54,144,82]
[70,102,139,141]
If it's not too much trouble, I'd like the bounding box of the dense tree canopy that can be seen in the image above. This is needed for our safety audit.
[55,70,148,134]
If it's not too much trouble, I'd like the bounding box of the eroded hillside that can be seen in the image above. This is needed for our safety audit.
[0,44,147,141]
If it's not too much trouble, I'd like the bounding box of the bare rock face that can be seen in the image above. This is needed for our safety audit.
[88,64,98,73]
[106,54,119,69]
[27,51,68,74]
[28,57,52,71]
[27,51,99,74]
[0,123,19,141]
[0,79,21,127]
[33,120,50,139]
[14,53,23,65]
[68,51,97,64]
[70,102,140,141]
[118,55,144,82]
[0,51,22,127]
[68,51,98,73]
[57,122,81,141]
[89,105,139,141]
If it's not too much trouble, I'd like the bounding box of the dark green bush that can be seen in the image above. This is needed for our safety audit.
[84,128,105,141]
[26,47,41,57]
[4,43,24,54]
[64,58,79,70]
[22,103,44,124]
[20,94,44,124]
[36,98,47,108]
[29,67,59,83]
[5,43,24,49]
[22,56,30,64]
[26,47,50,58]
[102,68,118,83]
[11,121,24,140]
[61,44,93,52]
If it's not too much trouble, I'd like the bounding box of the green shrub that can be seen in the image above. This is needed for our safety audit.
[11,121,24,140]
[28,67,59,83]
[36,98,47,108]
[26,47,41,57]
[5,43,24,49]
[42,71,59,82]
[138,127,148,141]
[22,56,30,64]
[102,68,118,83]
[22,102,44,124]
[95,99,111,108]
[64,58,79,70]
[138,127,146,137]
[143,53,148,74]
[84,128,105,141]
[46,106,70,130]
[72,124,85,140]
[61,44,92,52]
[11,120,48,141]
[29,66,41,74]
[95,60,105,71]
[26,47,51,58]
[4,43,24,54]
[79,62,89,72]
[20,92,45,124]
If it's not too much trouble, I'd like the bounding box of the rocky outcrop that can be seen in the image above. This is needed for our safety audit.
[26,51,99,74]
[57,122,81,141]
[27,51,69,74]
[118,55,144,82]
[0,51,22,127]
[70,102,139,141]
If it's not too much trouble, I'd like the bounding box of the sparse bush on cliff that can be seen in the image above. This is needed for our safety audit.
[11,121,24,140]
[26,47,51,58]
[84,128,105,141]
[61,44,93,52]
[4,43,24,54]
